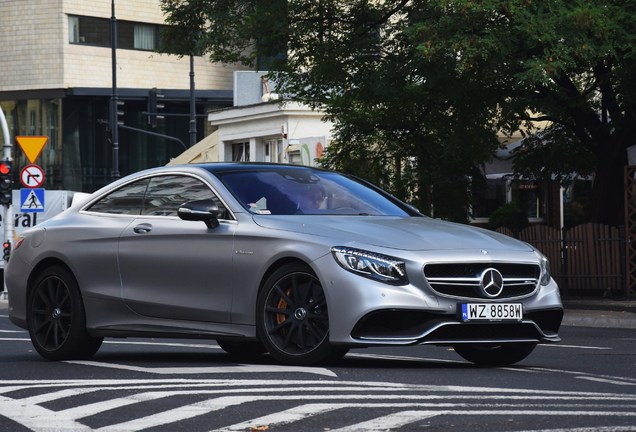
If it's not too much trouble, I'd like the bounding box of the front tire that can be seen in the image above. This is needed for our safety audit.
[257,263,347,365]
[453,343,537,366]
[27,266,103,361]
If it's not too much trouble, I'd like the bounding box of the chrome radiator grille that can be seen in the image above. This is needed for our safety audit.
[423,263,540,299]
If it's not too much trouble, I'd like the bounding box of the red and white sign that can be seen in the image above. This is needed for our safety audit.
[20,164,45,188]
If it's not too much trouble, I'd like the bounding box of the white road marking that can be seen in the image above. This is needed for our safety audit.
[327,410,636,432]
[95,395,255,432]
[218,405,636,432]
[528,366,636,387]
[347,352,463,364]
[0,380,634,431]
[577,377,636,386]
[64,360,337,377]
[217,402,348,432]
[0,394,93,432]
[62,391,175,419]
[328,411,636,432]
[540,344,612,350]
[514,427,636,432]
[19,388,108,405]
[330,410,441,432]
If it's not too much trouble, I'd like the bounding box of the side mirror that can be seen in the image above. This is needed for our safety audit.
[178,199,221,229]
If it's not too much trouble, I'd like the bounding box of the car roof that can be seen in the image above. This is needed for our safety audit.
[186,162,328,174]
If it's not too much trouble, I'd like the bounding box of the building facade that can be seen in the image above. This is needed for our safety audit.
[169,71,333,168]
[0,0,239,193]
[208,101,330,167]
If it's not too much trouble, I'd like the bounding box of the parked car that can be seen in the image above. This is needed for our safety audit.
[5,163,563,366]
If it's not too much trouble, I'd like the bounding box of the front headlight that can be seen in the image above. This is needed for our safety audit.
[539,253,552,286]
[331,247,408,285]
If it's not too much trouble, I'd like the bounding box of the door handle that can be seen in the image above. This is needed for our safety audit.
[133,223,152,234]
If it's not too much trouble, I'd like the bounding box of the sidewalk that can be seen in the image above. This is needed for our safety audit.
[1,291,635,329]
[561,297,636,329]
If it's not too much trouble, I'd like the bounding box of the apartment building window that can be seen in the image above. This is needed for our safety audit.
[472,178,508,220]
[68,16,109,46]
[232,142,250,162]
[472,178,546,222]
[68,15,166,52]
[69,16,80,43]
[134,24,156,50]
[512,181,546,220]
[265,138,282,162]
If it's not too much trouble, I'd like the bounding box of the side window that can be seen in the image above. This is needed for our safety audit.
[141,175,228,218]
[86,179,149,215]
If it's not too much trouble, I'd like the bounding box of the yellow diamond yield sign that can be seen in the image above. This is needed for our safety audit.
[16,136,48,164]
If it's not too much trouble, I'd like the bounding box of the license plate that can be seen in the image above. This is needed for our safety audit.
[460,303,523,322]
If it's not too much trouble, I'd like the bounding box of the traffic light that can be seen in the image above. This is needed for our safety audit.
[2,241,10,262]
[0,159,12,206]
[147,88,165,128]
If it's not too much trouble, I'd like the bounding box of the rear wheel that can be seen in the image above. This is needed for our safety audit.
[257,263,348,365]
[27,266,103,361]
[453,343,537,366]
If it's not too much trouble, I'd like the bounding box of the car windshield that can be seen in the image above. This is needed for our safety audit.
[215,168,412,216]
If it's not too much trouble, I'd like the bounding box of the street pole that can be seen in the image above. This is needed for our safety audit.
[189,53,197,147]
[110,0,120,179]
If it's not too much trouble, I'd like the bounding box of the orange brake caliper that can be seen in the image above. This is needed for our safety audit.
[276,289,292,335]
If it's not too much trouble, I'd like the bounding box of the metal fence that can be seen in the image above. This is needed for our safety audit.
[497,223,627,297]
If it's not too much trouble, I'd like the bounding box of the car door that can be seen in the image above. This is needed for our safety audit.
[79,178,151,306]
[118,174,236,323]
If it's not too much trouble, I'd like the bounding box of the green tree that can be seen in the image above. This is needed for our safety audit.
[412,0,635,226]
[160,0,635,225]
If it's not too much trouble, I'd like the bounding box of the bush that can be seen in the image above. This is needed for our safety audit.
[488,203,529,233]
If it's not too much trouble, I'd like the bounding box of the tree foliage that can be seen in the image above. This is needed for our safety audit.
[161,0,636,225]
[411,0,636,225]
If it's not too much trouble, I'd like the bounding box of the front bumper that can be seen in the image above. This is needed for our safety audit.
[350,307,563,345]
[314,248,564,347]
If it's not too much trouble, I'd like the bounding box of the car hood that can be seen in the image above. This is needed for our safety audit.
[252,215,533,252]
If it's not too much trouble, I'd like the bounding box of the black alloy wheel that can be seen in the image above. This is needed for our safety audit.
[257,263,347,365]
[27,266,103,361]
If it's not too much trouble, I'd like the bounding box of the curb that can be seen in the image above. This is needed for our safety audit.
[561,298,636,328]
[562,308,636,329]
[562,298,636,314]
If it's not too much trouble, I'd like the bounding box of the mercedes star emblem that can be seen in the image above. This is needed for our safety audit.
[479,268,504,298]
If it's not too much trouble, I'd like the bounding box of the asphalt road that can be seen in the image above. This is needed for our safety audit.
[1,296,635,432]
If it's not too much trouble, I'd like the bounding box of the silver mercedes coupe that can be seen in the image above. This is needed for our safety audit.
[5,163,563,366]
